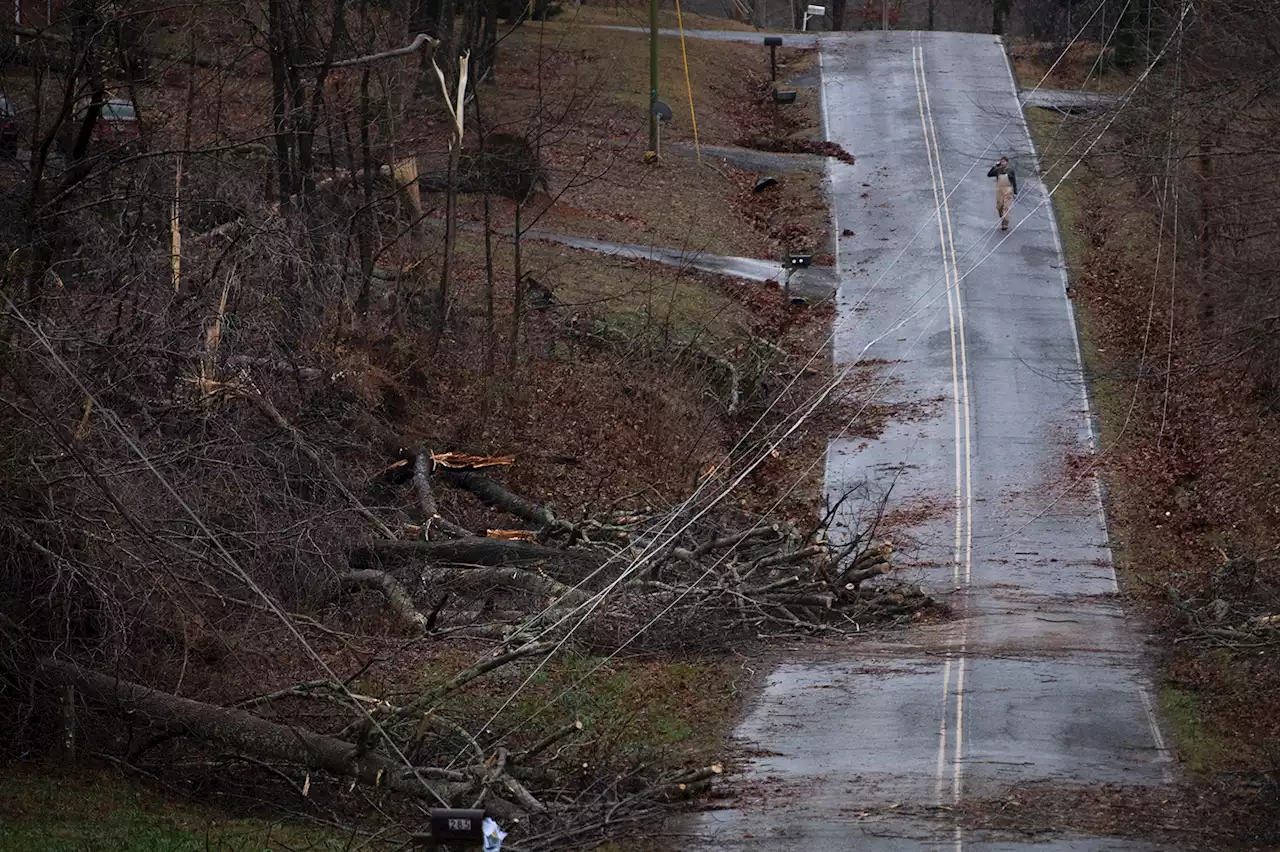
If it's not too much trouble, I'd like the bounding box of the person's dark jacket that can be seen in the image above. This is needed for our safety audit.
[987,163,1018,195]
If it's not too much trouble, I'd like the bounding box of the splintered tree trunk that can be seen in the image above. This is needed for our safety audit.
[432,139,460,352]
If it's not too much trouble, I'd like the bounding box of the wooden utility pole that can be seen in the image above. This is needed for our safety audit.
[649,0,659,155]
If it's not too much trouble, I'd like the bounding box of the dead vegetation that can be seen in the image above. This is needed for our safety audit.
[0,0,939,844]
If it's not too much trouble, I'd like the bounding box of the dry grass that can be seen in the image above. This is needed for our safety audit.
[548,0,761,32]
[465,23,825,257]
[1,10,840,851]
[1006,38,1137,93]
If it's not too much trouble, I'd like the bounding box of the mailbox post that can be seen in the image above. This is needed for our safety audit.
[414,808,487,850]
[801,3,825,30]
[763,35,782,81]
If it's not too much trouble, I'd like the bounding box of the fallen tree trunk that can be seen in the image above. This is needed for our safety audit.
[344,569,430,631]
[32,658,469,801]
[354,537,596,568]
[423,566,591,605]
[437,469,564,531]
[842,562,891,589]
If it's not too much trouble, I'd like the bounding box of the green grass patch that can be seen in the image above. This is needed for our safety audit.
[369,646,740,771]
[485,20,824,258]
[543,2,760,33]
[507,652,739,766]
[1158,686,1237,775]
[0,766,341,852]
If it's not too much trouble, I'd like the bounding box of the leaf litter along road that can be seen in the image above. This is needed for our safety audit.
[686,30,1194,852]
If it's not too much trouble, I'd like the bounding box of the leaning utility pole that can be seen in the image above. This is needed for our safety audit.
[648,0,659,155]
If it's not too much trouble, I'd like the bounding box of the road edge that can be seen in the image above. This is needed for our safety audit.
[995,34,1177,783]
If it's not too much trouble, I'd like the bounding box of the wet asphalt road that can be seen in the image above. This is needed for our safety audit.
[691,31,1176,851]
[518,229,836,295]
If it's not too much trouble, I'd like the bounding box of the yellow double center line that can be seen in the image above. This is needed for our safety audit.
[912,37,974,830]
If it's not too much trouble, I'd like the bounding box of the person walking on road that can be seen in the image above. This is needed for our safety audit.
[988,156,1018,231]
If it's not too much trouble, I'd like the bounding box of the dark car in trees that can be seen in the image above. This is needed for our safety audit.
[93,98,140,147]
[57,97,141,156]
[0,96,20,156]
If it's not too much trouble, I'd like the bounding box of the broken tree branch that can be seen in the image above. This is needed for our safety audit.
[413,451,472,540]
[423,566,590,605]
[671,527,781,563]
[518,720,583,763]
[437,468,566,532]
[842,562,891,588]
[299,33,438,69]
[344,569,430,632]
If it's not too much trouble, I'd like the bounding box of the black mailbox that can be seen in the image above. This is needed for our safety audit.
[764,36,783,80]
[429,809,485,843]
